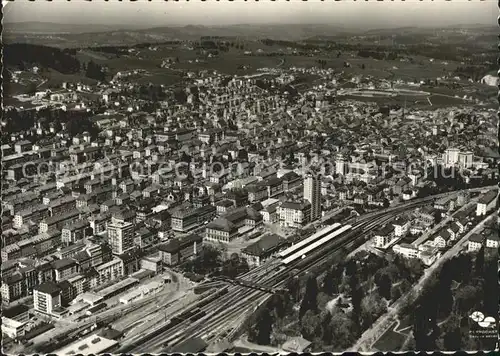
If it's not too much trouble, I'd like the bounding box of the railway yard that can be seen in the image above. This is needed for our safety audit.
[98,196,452,353]
[8,186,495,355]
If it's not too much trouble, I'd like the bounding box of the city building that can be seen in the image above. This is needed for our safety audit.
[1,304,30,339]
[392,217,410,237]
[279,201,311,228]
[392,243,419,258]
[442,148,473,168]
[205,218,238,243]
[468,233,484,252]
[33,281,62,316]
[373,225,396,248]
[476,190,498,216]
[107,221,135,255]
[158,234,202,266]
[241,234,289,267]
[303,174,321,221]
[485,233,500,249]
[53,334,119,354]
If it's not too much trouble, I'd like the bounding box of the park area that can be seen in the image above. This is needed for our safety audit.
[372,321,409,351]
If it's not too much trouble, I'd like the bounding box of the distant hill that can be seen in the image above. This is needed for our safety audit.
[3,22,495,48]
[3,21,148,34]
[4,43,81,74]
[2,23,351,47]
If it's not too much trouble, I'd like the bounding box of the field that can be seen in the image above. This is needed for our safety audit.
[396,315,412,331]
[338,92,471,110]
[43,69,98,88]
[372,322,408,351]
[134,70,183,86]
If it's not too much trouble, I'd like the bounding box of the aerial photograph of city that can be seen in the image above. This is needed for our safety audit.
[1,0,498,354]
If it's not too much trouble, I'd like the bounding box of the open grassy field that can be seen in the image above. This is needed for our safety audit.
[4,82,30,97]
[134,69,184,86]
[76,50,115,62]
[372,322,408,351]
[175,54,282,75]
[396,315,412,332]
[37,69,98,90]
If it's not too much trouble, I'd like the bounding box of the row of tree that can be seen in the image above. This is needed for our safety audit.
[409,250,498,351]
[4,43,81,75]
[248,252,422,351]
[179,245,249,279]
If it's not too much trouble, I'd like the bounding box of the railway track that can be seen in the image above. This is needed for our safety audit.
[124,198,438,352]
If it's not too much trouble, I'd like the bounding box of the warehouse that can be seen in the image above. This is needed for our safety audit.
[96,277,139,300]
[54,334,119,355]
[119,280,164,304]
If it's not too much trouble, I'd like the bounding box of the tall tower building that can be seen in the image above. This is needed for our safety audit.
[304,173,321,221]
[443,148,460,167]
[335,154,347,176]
[107,221,135,255]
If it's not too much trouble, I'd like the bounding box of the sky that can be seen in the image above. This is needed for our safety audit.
[3,0,497,29]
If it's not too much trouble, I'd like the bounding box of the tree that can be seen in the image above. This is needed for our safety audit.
[375,273,392,300]
[286,275,300,302]
[406,258,425,282]
[270,293,288,319]
[351,285,363,325]
[322,267,336,295]
[26,82,38,96]
[433,210,442,224]
[383,198,390,208]
[413,305,433,351]
[300,309,321,340]
[299,276,319,318]
[360,292,387,330]
[66,117,99,140]
[474,245,485,277]
[319,310,333,344]
[391,285,402,301]
[329,309,358,350]
[85,60,105,81]
[454,285,478,315]
[249,305,274,345]
[482,256,498,315]
[439,313,463,351]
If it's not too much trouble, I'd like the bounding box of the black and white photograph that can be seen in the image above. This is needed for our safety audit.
[1,0,499,353]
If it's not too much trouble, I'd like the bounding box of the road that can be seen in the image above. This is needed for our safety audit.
[351,210,497,352]
[234,335,283,353]
[412,197,479,246]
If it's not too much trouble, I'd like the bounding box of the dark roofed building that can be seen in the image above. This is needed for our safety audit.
[468,233,484,252]
[33,281,63,315]
[2,304,30,323]
[281,171,302,191]
[33,280,61,296]
[282,336,312,353]
[158,234,202,266]
[241,233,290,267]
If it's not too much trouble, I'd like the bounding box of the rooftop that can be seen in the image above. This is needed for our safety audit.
[478,190,498,205]
[282,336,312,353]
[242,233,287,257]
[34,281,61,296]
[2,304,30,318]
[54,334,118,355]
[158,234,203,254]
[51,258,78,270]
[469,233,484,244]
